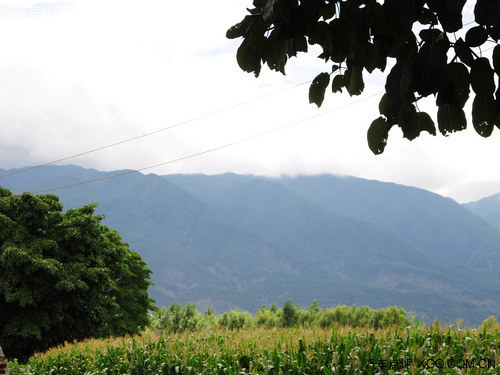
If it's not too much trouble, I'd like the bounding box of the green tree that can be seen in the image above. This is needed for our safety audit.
[219,310,254,330]
[0,188,155,362]
[281,300,299,327]
[255,304,281,327]
[480,315,499,332]
[228,0,500,154]
[149,302,204,333]
[203,306,218,330]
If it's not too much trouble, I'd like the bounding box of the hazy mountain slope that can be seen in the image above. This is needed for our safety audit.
[0,166,302,311]
[2,166,499,324]
[464,193,500,229]
[279,175,500,271]
[164,175,500,322]
[164,173,500,269]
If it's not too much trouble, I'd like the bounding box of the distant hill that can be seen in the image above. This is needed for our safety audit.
[464,193,500,229]
[279,175,499,270]
[1,166,499,325]
[167,173,500,279]
[165,173,500,323]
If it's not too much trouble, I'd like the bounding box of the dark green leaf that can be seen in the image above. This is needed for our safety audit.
[428,0,466,33]
[379,93,393,116]
[437,104,467,135]
[399,48,417,97]
[398,101,417,136]
[472,93,496,137]
[227,24,242,40]
[364,43,377,73]
[309,72,330,107]
[378,93,400,125]
[301,0,323,25]
[294,34,308,54]
[438,62,470,108]
[453,38,475,67]
[414,36,449,97]
[474,0,500,26]
[419,29,442,42]
[321,2,336,21]
[345,67,364,96]
[373,40,388,71]
[436,83,454,107]
[264,33,288,73]
[470,57,495,95]
[237,35,264,77]
[372,4,395,39]
[418,7,437,25]
[465,26,489,47]
[367,116,390,154]
[329,18,350,63]
[489,25,500,41]
[406,111,436,140]
[385,61,404,99]
[400,0,416,30]
[308,21,329,46]
[493,45,500,75]
[331,74,344,93]
[226,16,254,39]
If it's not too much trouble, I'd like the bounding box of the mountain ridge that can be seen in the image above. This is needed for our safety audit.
[1,166,499,324]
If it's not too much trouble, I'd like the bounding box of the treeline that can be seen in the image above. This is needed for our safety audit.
[149,301,408,333]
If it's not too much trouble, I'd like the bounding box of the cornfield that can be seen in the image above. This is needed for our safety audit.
[10,323,500,374]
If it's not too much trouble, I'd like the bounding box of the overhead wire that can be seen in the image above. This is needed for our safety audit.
[0,19,490,180]
[1,18,493,183]
[0,80,312,178]
[2,91,383,198]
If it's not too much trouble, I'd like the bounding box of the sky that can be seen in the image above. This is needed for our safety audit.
[0,0,498,203]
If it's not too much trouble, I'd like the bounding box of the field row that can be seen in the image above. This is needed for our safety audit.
[11,323,500,374]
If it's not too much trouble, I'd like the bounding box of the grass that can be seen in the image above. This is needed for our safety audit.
[9,323,500,374]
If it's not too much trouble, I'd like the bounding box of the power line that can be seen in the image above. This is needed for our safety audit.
[2,26,494,180]
[0,18,491,180]
[2,91,383,198]
[0,80,311,178]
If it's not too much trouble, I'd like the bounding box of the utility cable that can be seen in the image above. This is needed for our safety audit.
[2,91,383,198]
[0,80,312,178]
[0,18,488,179]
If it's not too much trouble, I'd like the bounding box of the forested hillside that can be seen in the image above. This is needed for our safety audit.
[1,166,499,324]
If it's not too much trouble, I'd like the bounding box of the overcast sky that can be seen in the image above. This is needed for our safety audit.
[0,0,498,203]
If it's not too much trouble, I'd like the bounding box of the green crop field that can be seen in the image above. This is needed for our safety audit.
[8,323,499,374]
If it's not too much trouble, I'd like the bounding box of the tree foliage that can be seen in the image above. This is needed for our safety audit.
[228,0,500,153]
[0,188,155,362]
[149,300,408,334]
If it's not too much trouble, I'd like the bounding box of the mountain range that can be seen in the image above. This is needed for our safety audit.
[1,165,499,325]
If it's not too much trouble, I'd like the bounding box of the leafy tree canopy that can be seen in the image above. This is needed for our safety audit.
[0,187,155,362]
[228,0,500,153]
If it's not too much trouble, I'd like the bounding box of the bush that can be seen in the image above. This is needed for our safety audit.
[150,302,203,333]
[149,301,410,334]
[219,310,253,330]
[480,315,500,332]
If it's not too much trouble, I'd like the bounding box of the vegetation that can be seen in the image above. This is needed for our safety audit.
[228,0,500,153]
[148,301,409,333]
[7,311,499,374]
[3,167,500,324]
[0,188,155,362]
